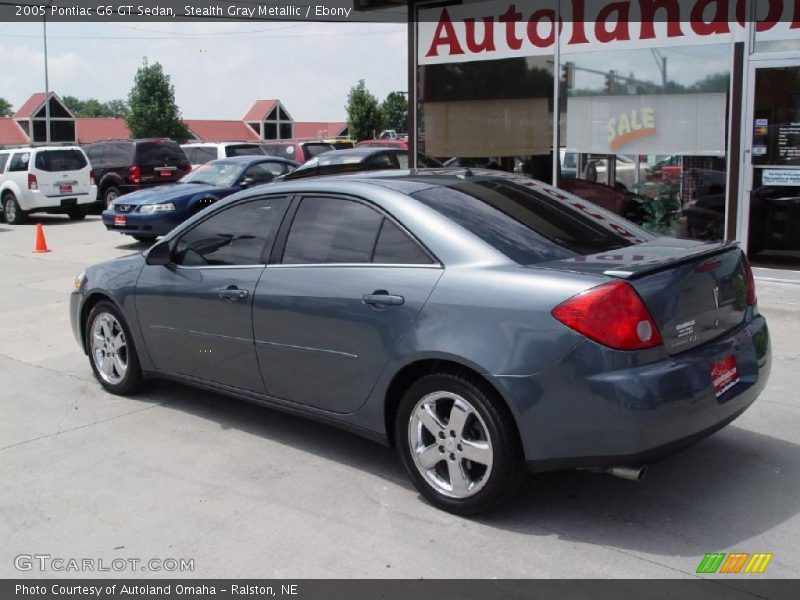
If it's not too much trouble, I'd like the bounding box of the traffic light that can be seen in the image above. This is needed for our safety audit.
[562,62,575,90]
[605,70,618,94]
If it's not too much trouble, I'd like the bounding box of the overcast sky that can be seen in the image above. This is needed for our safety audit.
[0,21,408,121]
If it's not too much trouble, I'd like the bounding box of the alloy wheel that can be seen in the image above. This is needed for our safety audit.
[90,312,128,385]
[407,391,494,499]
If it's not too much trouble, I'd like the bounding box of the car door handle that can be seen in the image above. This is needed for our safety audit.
[218,286,249,301]
[362,291,404,307]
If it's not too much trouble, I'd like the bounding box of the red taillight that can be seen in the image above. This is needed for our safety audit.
[552,281,663,351]
[27,173,38,190]
[181,163,191,174]
[128,165,141,183]
[89,169,95,186]
[743,254,757,306]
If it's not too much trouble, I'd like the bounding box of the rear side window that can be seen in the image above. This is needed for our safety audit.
[106,143,133,164]
[373,220,432,265]
[174,196,291,267]
[8,153,30,172]
[34,150,87,172]
[0,154,9,173]
[135,141,187,166]
[260,144,295,160]
[283,197,383,264]
[188,147,217,164]
[412,178,653,264]
[225,144,263,158]
[365,152,396,169]
[85,144,105,163]
[302,143,334,159]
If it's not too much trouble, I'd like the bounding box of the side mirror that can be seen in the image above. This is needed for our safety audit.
[146,240,173,266]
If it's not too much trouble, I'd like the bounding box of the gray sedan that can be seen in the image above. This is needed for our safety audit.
[70,170,771,515]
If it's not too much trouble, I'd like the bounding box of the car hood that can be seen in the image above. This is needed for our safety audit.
[114,183,224,205]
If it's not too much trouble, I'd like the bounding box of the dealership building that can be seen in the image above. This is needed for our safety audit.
[367,0,800,271]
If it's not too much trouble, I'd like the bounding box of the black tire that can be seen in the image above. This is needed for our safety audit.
[85,300,144,395]
[131,235,156,244]
[395,372,524,516]
[3,193,26,224]
[67,206,87,220]
[103,186,121,209]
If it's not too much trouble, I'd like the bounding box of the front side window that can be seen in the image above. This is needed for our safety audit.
[174,196,290,267]
[365,152,396,169]
[0,153,9,173]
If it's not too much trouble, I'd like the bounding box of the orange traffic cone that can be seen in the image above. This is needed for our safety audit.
[33,223,50,253]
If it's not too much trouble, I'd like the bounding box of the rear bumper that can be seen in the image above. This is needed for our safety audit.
[101,209,186,237]
[494,312,771,471]
[18,189,97,211]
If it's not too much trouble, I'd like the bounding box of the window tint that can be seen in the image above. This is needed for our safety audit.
[9,153,30,172]
[34,150,87,172]
[365,152,396,168]
[225,144,263,158]
[135,141,186,166]
[86,144,105,163]
[373,220,432,265]
[174,197,290,267]
[283,197,383,264]
[191,147,217,164]
[302,143,334,159]
[106,143,133,164]
[412,178,653,264]
[0,154,9,173]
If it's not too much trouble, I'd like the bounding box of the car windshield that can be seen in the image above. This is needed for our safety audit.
[181,162,245,187]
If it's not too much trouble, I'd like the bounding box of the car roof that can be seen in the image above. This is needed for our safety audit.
[209,155,295,165]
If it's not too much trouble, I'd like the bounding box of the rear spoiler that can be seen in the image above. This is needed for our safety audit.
[603,241,741,280]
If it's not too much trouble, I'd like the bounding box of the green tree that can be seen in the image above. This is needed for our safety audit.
[345,80,384,141]
[380,91,408,134]
[106,99,130,119]
[61,95,83,115]
[126,58,190,143]
[0,97,13,117]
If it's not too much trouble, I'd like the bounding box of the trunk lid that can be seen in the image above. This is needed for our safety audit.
[538,238,752,355]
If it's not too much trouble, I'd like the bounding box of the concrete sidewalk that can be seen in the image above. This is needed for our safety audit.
[1,215,799,580]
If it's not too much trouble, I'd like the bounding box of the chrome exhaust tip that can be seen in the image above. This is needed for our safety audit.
[605,465,647,481]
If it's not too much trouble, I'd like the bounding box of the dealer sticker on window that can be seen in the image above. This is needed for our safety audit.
[711,355,739,398]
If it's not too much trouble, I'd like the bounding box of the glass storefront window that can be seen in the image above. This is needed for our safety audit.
[748,65,800,267]
[559,44,731,241]
[417,55,555,182]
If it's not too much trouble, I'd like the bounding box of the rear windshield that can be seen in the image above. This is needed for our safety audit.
[134,141,188,166]
[411,177,654,265]
[34,150,87,172]
[225,144,265,157]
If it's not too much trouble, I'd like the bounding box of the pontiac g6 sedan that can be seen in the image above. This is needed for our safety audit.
[71,170,770,515]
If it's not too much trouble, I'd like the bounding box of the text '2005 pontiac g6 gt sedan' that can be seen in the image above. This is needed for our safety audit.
[70,169,770,515]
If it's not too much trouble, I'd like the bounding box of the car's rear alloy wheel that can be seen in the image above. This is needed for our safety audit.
[3,193,26,224]
[103,186,120,209]
[408,391,494,499]
[86,301,143,395]
[396,373,523,515]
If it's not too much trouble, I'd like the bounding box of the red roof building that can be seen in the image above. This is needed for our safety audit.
[76,118,130,143]
[0,93,351,148]
[184,120,261,142]
[0,118,30,145]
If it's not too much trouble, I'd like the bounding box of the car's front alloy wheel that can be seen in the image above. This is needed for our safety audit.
[396,373,523,515]
[86,301,143,395]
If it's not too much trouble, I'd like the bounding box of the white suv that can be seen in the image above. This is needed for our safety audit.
[181,142,265,170]
[0,146,97,224]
